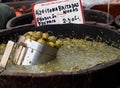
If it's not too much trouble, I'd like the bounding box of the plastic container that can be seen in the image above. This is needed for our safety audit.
[115,15,120,29]
[6,12,34,29]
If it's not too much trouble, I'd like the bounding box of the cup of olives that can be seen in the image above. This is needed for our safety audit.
[13,31,62,65]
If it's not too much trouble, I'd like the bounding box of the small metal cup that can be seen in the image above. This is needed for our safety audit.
[13,36,58,65]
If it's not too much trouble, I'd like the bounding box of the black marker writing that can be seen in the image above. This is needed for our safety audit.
[63,15,80,23]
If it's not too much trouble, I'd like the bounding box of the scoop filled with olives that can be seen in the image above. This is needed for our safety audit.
[13,31,63,65]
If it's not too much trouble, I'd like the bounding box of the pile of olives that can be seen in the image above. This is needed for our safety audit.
[23,31,62,48]
[0,43,6,54]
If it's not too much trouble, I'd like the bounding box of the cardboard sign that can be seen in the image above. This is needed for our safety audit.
[32,0,85,26]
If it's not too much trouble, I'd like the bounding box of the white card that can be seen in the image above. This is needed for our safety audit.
[32,0,85,26]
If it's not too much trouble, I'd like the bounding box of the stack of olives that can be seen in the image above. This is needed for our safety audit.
[23,31,62,48]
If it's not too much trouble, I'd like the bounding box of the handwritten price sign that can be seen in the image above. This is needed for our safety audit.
[32,0,85,26]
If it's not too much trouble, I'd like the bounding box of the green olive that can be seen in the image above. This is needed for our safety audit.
[27,31,34,36]
[65,37,71,41]
[37,39,46,44]
[25,35,31,39]
[55,39,62,48]
[33,31,42,40]
[36,31,43,37]
[0,44,6,50]
[48,36,57,42]
[42,33,49,39]
[31,36,37,41]
[14,43,17,48]
[47,42,55,47]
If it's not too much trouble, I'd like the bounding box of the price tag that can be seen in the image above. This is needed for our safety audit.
[32,0,85,26]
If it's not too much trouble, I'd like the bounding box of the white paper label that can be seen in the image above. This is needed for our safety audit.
[32,0,84,26]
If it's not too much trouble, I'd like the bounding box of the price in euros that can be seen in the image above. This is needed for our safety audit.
[63,15,80,23]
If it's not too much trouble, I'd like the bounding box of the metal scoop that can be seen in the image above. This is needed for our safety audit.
[0,36,58,67]
[13,36,58,65]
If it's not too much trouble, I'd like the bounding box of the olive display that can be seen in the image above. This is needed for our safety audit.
[3,38,120,73]
[23,31,62,48]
